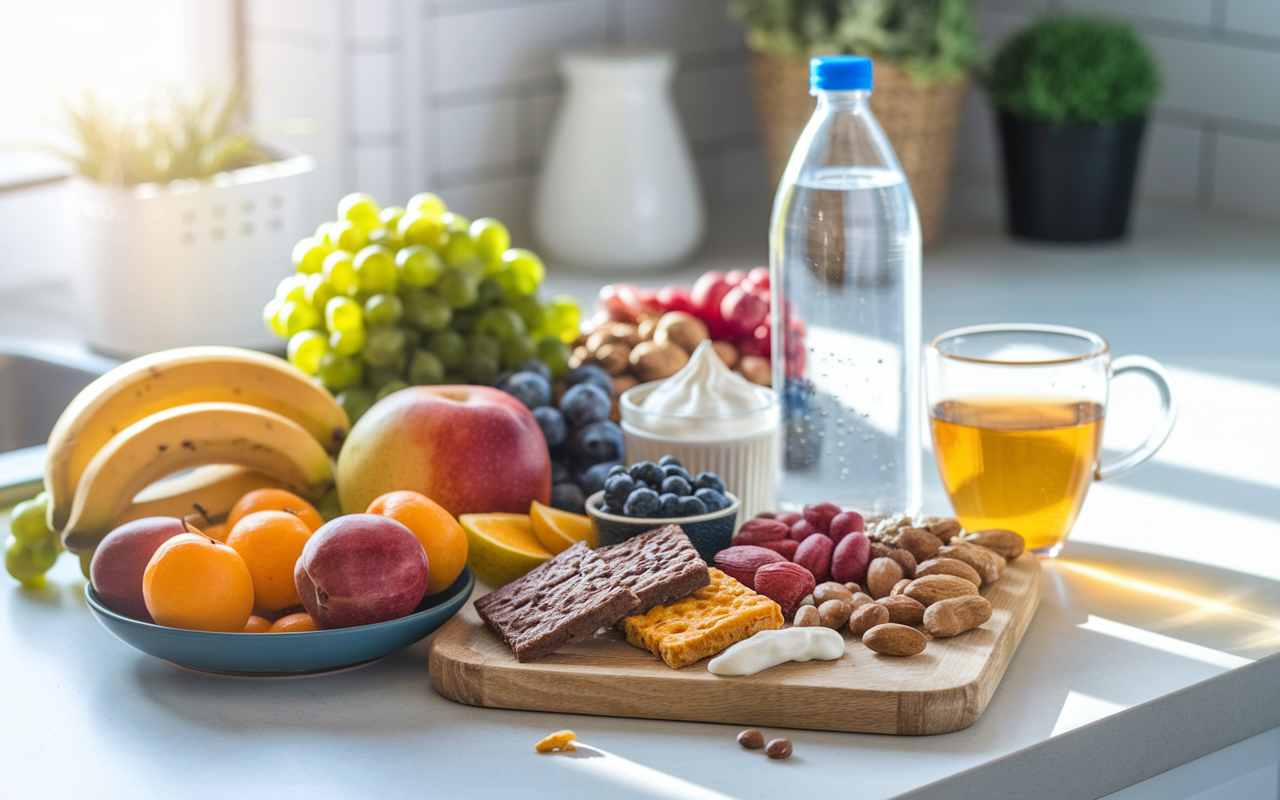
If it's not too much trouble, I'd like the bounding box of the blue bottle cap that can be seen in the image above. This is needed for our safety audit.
[810,55,873,92]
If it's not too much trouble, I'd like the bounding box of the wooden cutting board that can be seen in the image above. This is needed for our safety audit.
[429,553,1040,735]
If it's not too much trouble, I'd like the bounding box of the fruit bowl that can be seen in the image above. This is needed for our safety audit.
[586,491,738,562]
[85,566,474,675]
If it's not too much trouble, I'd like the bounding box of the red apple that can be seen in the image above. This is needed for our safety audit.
[656,284,693,314]
[336,385,551,517]
[90,517,188,622]
[295,514,428,629]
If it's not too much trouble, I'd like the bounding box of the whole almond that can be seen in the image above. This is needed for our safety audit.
[798,593,815,608]
[848,591,874,609]
[915,557,982,587]
[925,517,963,543]
[813,581,854,606]
[876,594,926,626]
[754,561,816,618]
[818,599,851,629]
[844,582,867,597]
[958,529,1026,560]
[939,542,1006,583]
[890,578,911,596]
[713,546,786,590]
[895,527,943,563]
[793,605,822,627]
[924,595,993,637]
[848,602,889,636]
[863,623,927,656]
[904,574,980,607]
[866,557,904,599]
[869,542,917,577]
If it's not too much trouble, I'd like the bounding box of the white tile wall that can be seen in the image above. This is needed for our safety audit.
[1059,0,1214,27]
[1213,132,1280,219]
[1139,120,1202,206]
[1225,0,1280,39]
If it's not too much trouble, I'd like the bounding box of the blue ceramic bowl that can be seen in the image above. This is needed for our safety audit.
[85,566,474,675]
[586,490,739,562]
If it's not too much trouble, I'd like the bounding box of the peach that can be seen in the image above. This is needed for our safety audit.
[90,517,187,622]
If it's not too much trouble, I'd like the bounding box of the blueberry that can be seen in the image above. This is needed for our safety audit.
[662,464,693,483]
[500,371,552,409]
[559,382,612,429]
[578,460,622,497]
[568,421,624,468]
[661,475,692,496]
[623,487,661,518]
[658,455,683,468]
[693,472,726,494]
[604,473,636,509]
[608,464,627,477]
[694,488,728,512]
[514,358,553,382]
[551,461,572,485]
[674,495,708,517]
[659,493,682,518]
[550,482,586,515]
[564,364,615,399]
[532,406,568,447]
[629,461,665,487]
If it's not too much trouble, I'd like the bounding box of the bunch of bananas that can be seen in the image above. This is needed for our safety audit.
[39,346,347,568]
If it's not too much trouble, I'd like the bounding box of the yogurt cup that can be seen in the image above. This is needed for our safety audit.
[620,341,779,520]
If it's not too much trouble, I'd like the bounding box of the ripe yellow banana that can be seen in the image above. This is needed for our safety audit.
[61,402,334,554]
[45,346,348,531]
[111,464,289,529]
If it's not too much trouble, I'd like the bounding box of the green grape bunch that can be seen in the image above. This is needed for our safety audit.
[5,492,63,584]
[262,191,582,423]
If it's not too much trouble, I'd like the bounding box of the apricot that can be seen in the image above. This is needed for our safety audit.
[226,510,313,612]
[227,489,324,533]
[143,533,254,632]
[269,612,318,633]
[244,615,272,633]
[367,490,468,595]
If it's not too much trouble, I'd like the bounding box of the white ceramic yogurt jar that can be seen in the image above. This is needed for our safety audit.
[620,342,779,520]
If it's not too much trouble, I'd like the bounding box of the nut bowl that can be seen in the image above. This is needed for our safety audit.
[586,490,738,562]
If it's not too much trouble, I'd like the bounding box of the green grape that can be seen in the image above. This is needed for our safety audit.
[336,387,376,424]
[365,363,405,387]
[439,268,479,308]
[463,354,500,386]
[353,245,398,293]
[327,219,369,253]
[291,236,332,275]
[367,226,404,251]
[547,295,583,343]
[508,294,545,331]
[442,212,470,234]
[407,349,445,385]
[407,192,447,216]
[287,330,330,375]
[468,332,502,363]
[427,330,467,370]
[450,307,479,333]
[278,300,321,337]
[376,379,410,402]
[315,221,332,241]
[501,248,546,295]
[476,278,505,308]
[403,290,453,332]
[318,351,362,391]
[398,209,447,248]
[304,273,339,313]
[501,334,537,367]
[396,245,445,288]
[401,326,423,351]
[337,191,381,230]
[364,326,408,368]
[364,293,403,326]
[476,306,526,341]
[470,217,511,264]
[536,335,572,378]
[276,274,307,303]
[442,232,479,267]
[263,298,286,337]
[9,496,51,547]
[329,326,367,356]
[322,250,358,296]
[5,538,44,583]
[325,296,364,334]
[379,205,406,231]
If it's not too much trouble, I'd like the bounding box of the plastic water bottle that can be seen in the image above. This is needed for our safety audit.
[770,56,923,516]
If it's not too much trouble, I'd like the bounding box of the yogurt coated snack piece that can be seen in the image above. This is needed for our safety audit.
[707,627,845,676]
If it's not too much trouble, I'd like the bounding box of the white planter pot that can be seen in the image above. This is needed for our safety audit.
[66,152,316,358]
[534,47,705,272]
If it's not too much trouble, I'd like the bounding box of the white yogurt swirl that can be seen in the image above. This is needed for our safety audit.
[707,627,846,676]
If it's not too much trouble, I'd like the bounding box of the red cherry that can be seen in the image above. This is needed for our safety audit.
[656,284,692,314]
[725,269,748,287]
[721,286,769,337]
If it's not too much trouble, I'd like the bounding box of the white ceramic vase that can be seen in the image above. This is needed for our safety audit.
[534,47,705,272]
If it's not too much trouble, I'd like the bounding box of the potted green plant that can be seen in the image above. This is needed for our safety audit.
[729,0,980,248]
[45,84,315,357]
[987,16,1161,241]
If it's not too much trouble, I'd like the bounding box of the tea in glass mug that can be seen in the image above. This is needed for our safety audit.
[925,325,1177,556]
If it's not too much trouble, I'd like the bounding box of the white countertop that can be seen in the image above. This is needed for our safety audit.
[2,184,1279,799]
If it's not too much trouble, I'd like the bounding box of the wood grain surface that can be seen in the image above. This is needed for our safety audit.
[428,553,1041,735]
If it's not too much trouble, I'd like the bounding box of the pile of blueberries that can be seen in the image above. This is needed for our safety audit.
[494,362,624,514]
[600,456,730,519]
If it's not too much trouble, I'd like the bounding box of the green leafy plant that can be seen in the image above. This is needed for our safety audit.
[728,0,979,84]
[987,15,1161,126]
[44,82,274,186]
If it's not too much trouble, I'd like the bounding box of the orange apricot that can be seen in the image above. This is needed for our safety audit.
[244,615,272,633]
[366,490,468,595]
[227,488,323,533]
[225,510,312,612]
[270,612,317,632]
[143,533,254,632]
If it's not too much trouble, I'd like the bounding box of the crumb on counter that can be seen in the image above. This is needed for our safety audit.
[535,730,577,753]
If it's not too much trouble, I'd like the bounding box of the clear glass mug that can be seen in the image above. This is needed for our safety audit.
[925,324,1177,557]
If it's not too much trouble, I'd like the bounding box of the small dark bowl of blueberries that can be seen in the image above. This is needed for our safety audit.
[586,456,738,562]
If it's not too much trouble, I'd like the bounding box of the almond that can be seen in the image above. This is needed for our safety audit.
[863,623,927,656]
[848,591,873,609]
[848,602,889,636]
[894,527,943,563]
[866,557,904,599]
[939,542,1005,584]
[813,581,854,606]
[754,561,816,618]
[915,557,982,587]
[876,594,926,626]
[958,529,1026,560]
[904,574,980,607]
[924,595,992,638]
[713,546,786,590]
[890,578,910,596]
[793,605,821,627]
[924,517,963,543]
[870,542,917,578]
[794,533,835,584]
[731,518,790,547]
[817,599,851,629]
[831,532,871,584]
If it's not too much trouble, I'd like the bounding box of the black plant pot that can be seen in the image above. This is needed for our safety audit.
[997,112,1146,242]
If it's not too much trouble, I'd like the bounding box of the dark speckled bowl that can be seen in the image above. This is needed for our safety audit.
[585,490,739,562]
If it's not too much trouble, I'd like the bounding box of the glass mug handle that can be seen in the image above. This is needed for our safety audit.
[1095,355,1179,481]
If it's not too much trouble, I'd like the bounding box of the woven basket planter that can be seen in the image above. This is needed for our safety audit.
[746,53,969,249]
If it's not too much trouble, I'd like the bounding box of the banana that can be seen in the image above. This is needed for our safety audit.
[45,346,348,531]
[61,402,335,554]
[111,464,289,529]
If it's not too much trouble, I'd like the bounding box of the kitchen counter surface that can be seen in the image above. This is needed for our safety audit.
[2,186,1279,799]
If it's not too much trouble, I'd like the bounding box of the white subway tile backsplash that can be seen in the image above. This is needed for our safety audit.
[437,98,521,172]
[434,0,609,93]
[697,147,769,204]
[1225,0,1280,39]
[352,0,397,43]
[1149,34,1280,129]
[1059,0,1213,27]
[1138,120,1201,206]
[953,89,1000,181]
[620,0,744,55]
[673,63,757,145]
[353,145,399,207]
[440,173,536,240]
[1211,132,1280,220]
[245,0,339,40]
[352,52,397,134]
